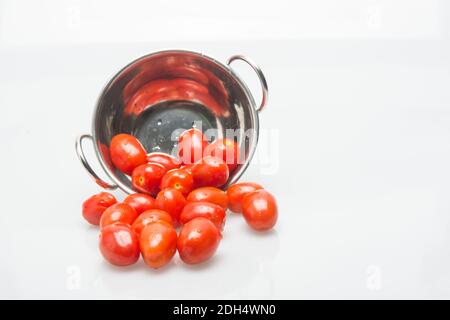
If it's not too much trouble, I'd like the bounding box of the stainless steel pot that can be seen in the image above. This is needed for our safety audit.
[75,50,268,194]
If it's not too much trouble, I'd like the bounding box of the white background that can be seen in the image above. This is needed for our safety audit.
[1,0,450,299]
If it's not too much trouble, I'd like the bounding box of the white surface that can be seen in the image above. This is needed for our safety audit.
[1,0,450,299]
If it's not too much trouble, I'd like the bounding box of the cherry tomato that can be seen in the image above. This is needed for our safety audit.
[160,168,194,196]
[180,164,194,174]
[82,192,117,225]
[241,190,278,231]
[99,223,140,266]
[131,209,174,236]
[187,187,228,210]
[140,221,177,269]
[155,187,187,223]
[131,163,166,196]
[204,138,240,172]
[178,128,209,164]
[123,193,155,215]
[180,202,225,231]
[99,203,139,229]
[191,156,229,188]
[109,134,147,175]
[177,217,221,265]
[226,182,263,213]
[147,152,181,171]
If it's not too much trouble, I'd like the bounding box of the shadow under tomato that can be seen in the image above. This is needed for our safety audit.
[100,258,144,273]
[87,217,280,299]
[176,252,224,272]
[246,227,278,238]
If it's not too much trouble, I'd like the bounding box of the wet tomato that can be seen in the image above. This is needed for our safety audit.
[180,164,194,174]
[140,221,177,269]
[204,138,240,172]
[131,163,166,196]
[187,187,228,210]
[226,182,263,213]
[178,128,209,164]
[99,203,139,229]
[109,134,147,175]
[241,190,278,231]
[155,187,187,223]
[123,193,155,215]
[99,223,140,266]
[82,192,117,225]
[177,217,221,265]
[131,209,174,236]
[180,202,225,231]
[160,168,194,196]
[191,156,229,188]
[147,152,181,171]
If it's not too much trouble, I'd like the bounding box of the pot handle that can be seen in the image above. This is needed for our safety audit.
[227,55,268,112]
[75,134,117,190]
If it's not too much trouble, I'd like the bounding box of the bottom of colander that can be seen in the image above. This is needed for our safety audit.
[132,100,220,157]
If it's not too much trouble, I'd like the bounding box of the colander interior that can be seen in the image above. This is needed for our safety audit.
[92,50,258,193]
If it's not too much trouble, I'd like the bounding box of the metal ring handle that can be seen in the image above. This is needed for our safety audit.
[227,55,268,112]
[75,134,117,190]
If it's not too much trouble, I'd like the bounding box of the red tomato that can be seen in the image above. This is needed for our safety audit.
[140,221,177,269]
[180,164,194,174]
[131,163,166,196]
[109,134,147,175]
[180,202,225,231]
[82,192,117,225]
[155,187,187,223]
[147,152,181,171]
[178,128,209,164]
[123,193,155,214]
[191,156,229,188]
[204,138,240,172]
[177,217,221,265]
[99,203,139,229]
[241,190,278,231]
[160,168,194,196]
[99,223,140,266]
[226,182,263,213]
[187,187,228,210]
[131,209,174,236]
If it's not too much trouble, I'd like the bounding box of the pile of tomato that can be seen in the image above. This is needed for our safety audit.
[82,128,278,268]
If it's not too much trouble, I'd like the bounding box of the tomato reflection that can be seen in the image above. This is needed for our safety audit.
[124,77,228,117]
